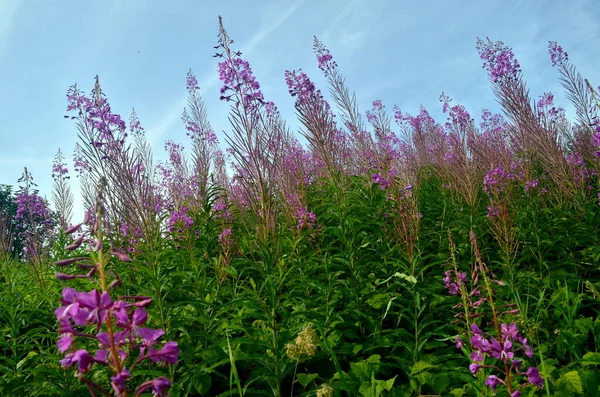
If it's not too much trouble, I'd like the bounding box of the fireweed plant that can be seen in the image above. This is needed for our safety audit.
[54,178,179,396]
[445,231,544,396]
[2,16,600,396]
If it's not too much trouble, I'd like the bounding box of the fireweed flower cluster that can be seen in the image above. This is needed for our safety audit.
[295,207,317,230]
[475,109,512,171]
[313,38,337,77]
[168,206,194,233]
[54,179,178,396]
[483,165,516,196]
[445,232,543,396]
[476,37,521,85]
[215,16,284,243]
[284,68,348,177]
[66,78,159,249]
[366,101,404,187]
[437,93,486,209]
[371,173,391,190]
[548,41,569,67]
[66,77,128,160]
[181,69,221,200]
[312,37,376,174]
[397,106,447,169]
[567,152,596,188]
[468,323,543,394]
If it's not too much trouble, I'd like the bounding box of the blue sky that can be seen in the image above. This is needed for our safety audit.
[0,0,598,217]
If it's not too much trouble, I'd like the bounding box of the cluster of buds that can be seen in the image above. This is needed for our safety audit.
[54,178,178,396]
[445,231,543,396]
[285,324,319,362]
[316,384,334,397]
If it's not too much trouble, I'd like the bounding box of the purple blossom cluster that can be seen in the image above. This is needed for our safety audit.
[594,130,600,158]
[66,78,128,159]
[548,41,568,67]
[524,179,539,192]
[567,152,596,187]
[476,37,521,84]
[483,165,515,195]
[536,92,566,126]
[284,67,347,177]
[313,37,338,76]
[218,228,233,245]
[296,207,316,230]
[284,70,317,104]
[73,144,91,174]
[186,69,199,92]
[467,323,543,395]
[168,206,194,233]
[443,270,467,295]
[480,109,509,137]
[52,162,70,181]
[54,182,178,396]
[365,100,383,124]
[55,288,177,395]
[217,57,264,108]
[371,173,391,190]
[441,93,473,130]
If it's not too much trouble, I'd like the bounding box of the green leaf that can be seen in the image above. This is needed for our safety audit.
[192,373,212,394]
[579,352,600,366]
[350,355,381,381]
[16,351,37,370]
[449,388,466,397]
[383,376,397,391]
[431,373,449,393]
[296,373,319,388]
[366,293,390,309]
[410,360,436,376]
[580,370,599,397]
[559,370,583,394]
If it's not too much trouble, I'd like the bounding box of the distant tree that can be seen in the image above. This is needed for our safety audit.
[0,184,21,258]
[13,168,55,261]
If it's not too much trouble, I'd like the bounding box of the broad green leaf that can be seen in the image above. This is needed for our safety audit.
[410,360,436,375]
[296,373,319,388]
[580,352,600,366]
[449,388,466,397]
[559,370,583,394]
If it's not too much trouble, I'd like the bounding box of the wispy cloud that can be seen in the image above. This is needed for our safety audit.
[146,0,305,146]
[339,30,365,52]
[0,0,20,60]
[317,0,363,44]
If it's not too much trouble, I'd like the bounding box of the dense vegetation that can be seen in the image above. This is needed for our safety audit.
[0,17,599,397]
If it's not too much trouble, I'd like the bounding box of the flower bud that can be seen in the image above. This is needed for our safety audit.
[66,233,86,251]
[55,257,88,267]
[65,223,83,235]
